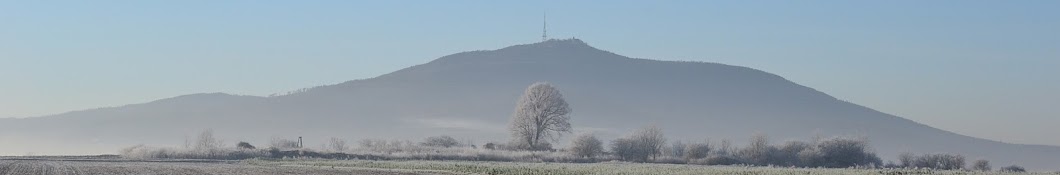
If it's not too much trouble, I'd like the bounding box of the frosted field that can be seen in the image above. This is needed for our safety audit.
[0,157,449,175]
[249,159,1056,175]
[2,157,1055,175]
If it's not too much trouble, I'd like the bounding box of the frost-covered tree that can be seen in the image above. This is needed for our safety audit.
[799,137,881,168]
[713,139,735,157]
[971,159,991,171]
[775,140,811,166]
[327,137,348,152]
[898,152,915,168]
[682,142,711,161]
[738,133,774,165]
[633,125,666,161]
[195,129,223,150]
[508,82,572,150]
[612,125,666,162]
[611,138,632,157]
[614,125,661,162]
[568,133,603,158]
[903,153,965,170]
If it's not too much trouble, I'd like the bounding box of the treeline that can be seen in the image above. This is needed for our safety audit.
[559,125,881,168]
[498,82,1028,171]
[118,82,1029,172]
[118,128,1028,172]
[893,153,1026,172]
[120,129,267,160]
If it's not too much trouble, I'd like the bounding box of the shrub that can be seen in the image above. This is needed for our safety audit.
[797,147,822,167]
[689,155,743,165]
[971,159,990,171]
[682,142,711,161]
[529,142,554,151]
[737,133,775,166]
[359,139,424,153]
[421,135,460,148]
[798,137,881,168]
[120,129,268,160]
[899,153,965,170]
[506,139,556,151]
[568,134,604,159]
[999,165,1026,172]
[883,161,900,168]
[898,152,915,168]
[236,142,256,149]
[774,141,811,167]
[484,143,496,150]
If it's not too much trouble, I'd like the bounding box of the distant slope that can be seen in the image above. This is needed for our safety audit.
[2,39,1058,170]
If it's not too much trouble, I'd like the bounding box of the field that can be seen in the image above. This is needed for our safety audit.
[250,159,1054,175]
[0,156,450,175]
[1,156,1054,175]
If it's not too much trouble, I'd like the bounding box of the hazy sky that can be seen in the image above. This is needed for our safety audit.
[2,1,1058,145]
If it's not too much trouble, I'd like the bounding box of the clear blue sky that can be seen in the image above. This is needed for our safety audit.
[1,1,1058,145]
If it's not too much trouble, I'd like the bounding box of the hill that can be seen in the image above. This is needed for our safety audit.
[2,39,1058,170]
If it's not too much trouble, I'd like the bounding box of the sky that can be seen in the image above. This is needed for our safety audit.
[1,1,1058,145]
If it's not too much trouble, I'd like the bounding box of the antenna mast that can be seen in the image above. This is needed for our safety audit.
[542,12,547,41]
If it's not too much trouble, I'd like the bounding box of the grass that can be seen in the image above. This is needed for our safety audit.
[0,158,446,175]
[245,159,1057,175]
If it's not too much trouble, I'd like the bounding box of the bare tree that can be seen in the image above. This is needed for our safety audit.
[610,125,667,162]
[568,133,603,159]
[195,129,223,150]
[610,138,635,161]
[327,137,348,152]
[508,82,572,150]
[632,125,666,161]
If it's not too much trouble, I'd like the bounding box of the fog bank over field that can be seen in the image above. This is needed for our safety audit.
[2,39,1059,170]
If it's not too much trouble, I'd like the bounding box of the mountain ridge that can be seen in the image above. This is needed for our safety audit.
[3,39,1059,170]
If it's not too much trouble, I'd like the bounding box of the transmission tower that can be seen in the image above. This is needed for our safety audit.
[542,12,548,41]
